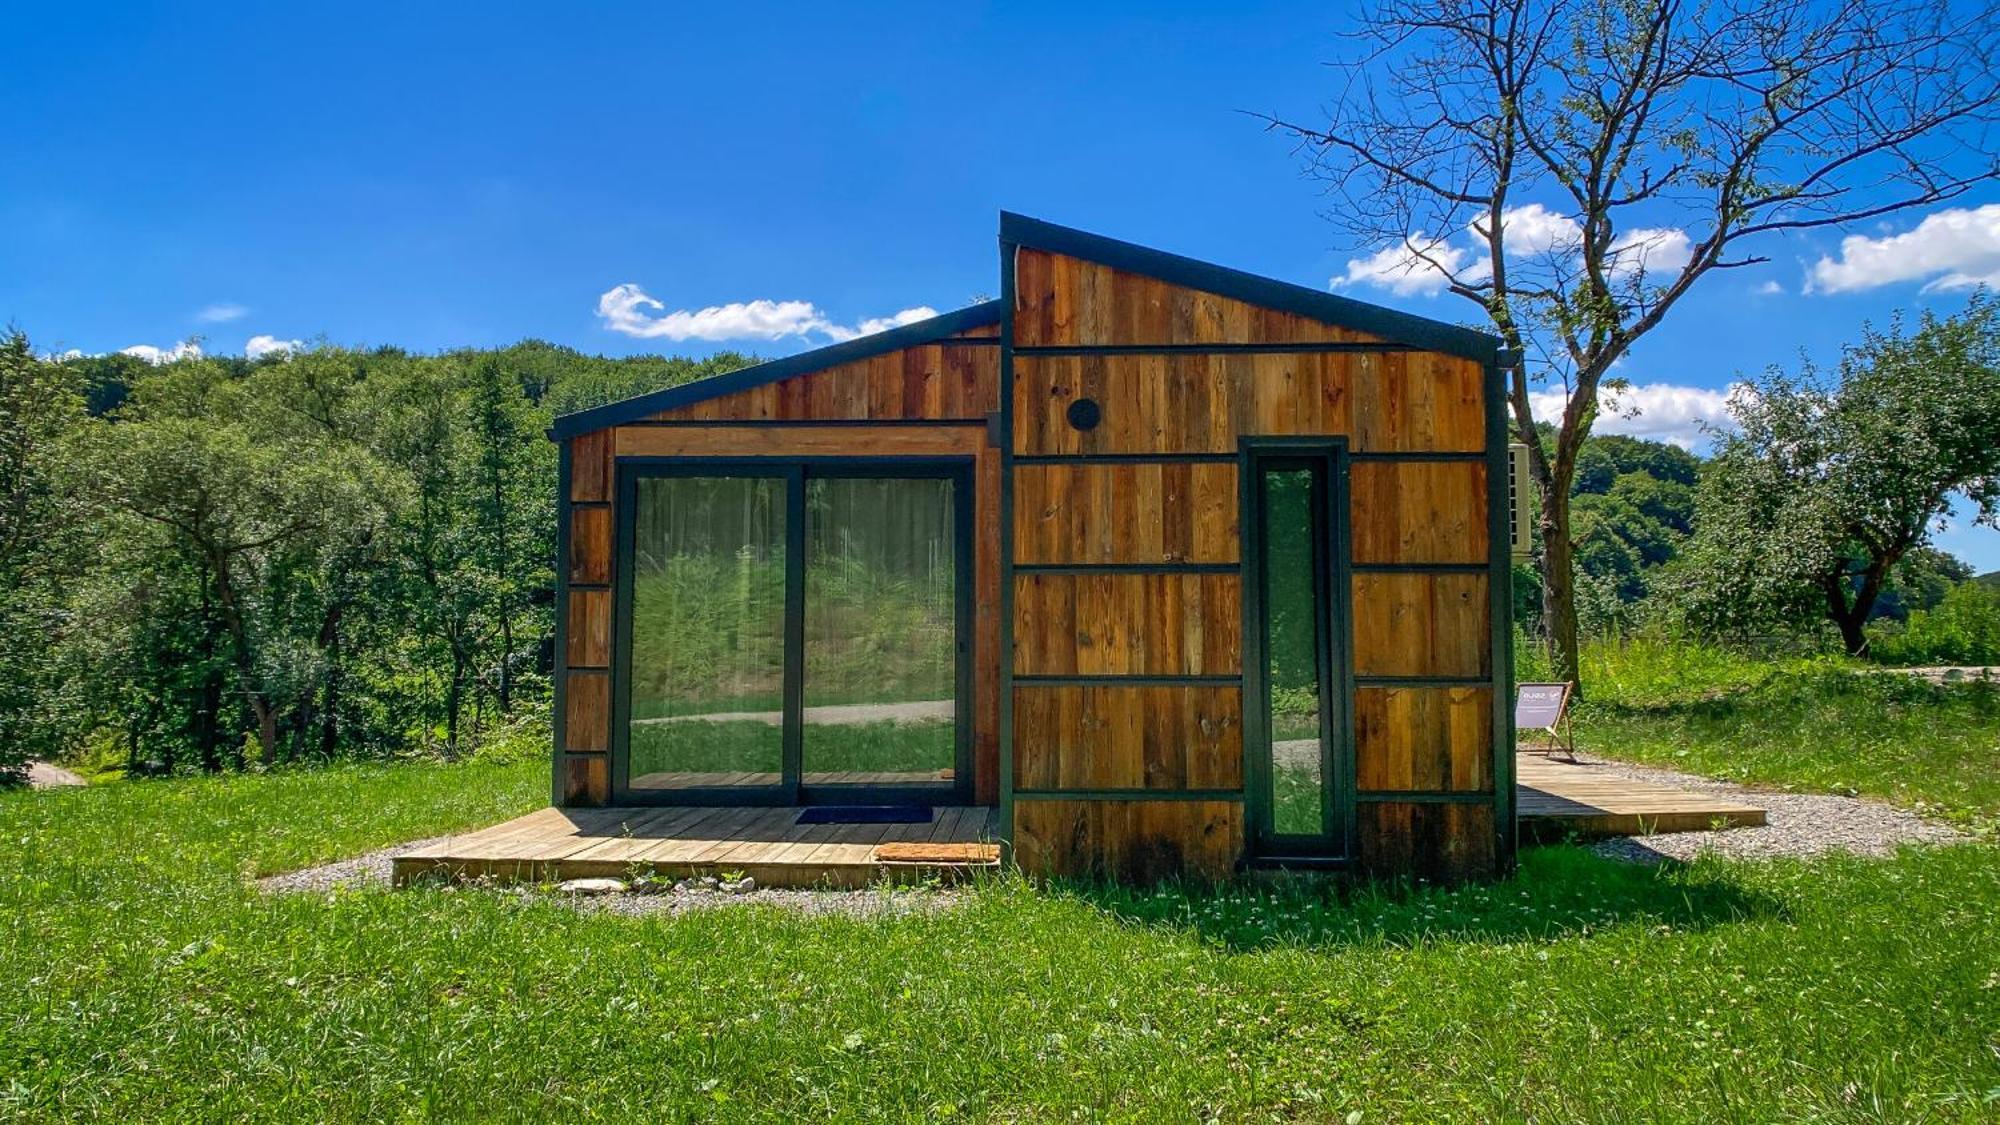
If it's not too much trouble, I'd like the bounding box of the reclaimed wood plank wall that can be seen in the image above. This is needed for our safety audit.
[1005,247,1500,883]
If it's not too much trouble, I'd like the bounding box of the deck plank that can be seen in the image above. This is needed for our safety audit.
[1515,755,1764,836]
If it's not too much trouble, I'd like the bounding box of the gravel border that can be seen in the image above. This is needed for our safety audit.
[1561,752,1967,864]
[254,839,967,918]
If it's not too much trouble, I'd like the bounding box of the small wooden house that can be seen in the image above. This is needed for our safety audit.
[550,213,1514,883]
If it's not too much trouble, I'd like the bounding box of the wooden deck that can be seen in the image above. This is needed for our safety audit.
[392,805,1000,889]
[393,758,1759,888]
[1516,754,1765,837]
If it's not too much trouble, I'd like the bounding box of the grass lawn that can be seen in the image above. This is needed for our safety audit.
[1558,637,2000,833]
[6,650,1999,1120]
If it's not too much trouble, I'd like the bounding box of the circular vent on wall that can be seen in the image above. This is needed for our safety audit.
[1066,397,1102,432]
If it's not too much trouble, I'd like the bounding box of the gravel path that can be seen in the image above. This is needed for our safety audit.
[1574,752,1966,864]
[26,761,86,788]
[254,839,966,918]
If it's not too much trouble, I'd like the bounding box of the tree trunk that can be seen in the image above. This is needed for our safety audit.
[1537,481,1582,692]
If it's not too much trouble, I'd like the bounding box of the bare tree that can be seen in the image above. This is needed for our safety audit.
[1264,0,1998,685]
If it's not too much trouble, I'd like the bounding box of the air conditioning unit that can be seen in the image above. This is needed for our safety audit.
[1508,443,1536,558]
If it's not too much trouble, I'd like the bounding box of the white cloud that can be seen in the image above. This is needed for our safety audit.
[1606,227,1694,279]
[1477,203,1583,257]
[1339,210,1694,297]
[245,335,302,359]
[1332,234,1484,297]
[1528,380,1734,449]
[596,283,941,343]
[119,341,203,364]
[822,306,940,343]
[1807,204,2000,294]
[196,302,248,323]
[1755,279,1784,296]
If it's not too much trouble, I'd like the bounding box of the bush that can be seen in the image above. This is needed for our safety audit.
[1872,581,2000,665]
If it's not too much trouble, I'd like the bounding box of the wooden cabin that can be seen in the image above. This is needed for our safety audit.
[549,213,1515,884]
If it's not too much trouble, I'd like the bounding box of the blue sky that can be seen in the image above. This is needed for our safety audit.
[5,2,1997,569]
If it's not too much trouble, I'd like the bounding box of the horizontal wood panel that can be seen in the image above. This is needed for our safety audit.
[566,588,611,668]
[1355,802,1496,882]
[568,506,612,585]
[1013,353,1483,456]
[1012,798,1241,883]
[1013,572,1241,676]
[613,424,986,459]
[1013,684,1242,790]
[1350,460,1489,565]
[563,672,609,754]
[644,343,999,422]
[1013,462,1239,564]
[1354,686,1493,792]
[1013,248,1390,347]
[1350,572,1490,679]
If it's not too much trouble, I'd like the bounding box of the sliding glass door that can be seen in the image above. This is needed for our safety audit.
[615,461,969,805]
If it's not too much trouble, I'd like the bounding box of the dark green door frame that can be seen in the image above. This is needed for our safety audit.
[1239,437,1355,860]
[610,456,975,808]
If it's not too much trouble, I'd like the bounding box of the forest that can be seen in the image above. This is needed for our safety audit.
[2,293,1997,784]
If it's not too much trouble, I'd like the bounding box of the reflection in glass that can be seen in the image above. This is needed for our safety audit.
[627,476,785,790]
[1262,467,1327,836]
[803,477,957,787]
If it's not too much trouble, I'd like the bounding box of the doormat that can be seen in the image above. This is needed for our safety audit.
[797,806,933,825]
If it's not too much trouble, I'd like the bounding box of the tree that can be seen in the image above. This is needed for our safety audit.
[1673,295,2000,654]
[0,333,86,779]
[1266,0,2000,686]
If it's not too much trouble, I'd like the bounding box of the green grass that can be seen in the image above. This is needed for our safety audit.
[1560,637,2000,832]
[5,755,1999,1120]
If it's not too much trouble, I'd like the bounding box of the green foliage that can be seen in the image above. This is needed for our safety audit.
[3,758,1998,1119]
[1872,581,2000,666]
[0,333,87,779]
[1669,293,2000,654]
[0,332,752,775]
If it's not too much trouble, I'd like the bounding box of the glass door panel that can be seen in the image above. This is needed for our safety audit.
[1246,445,1348,857]
[802,476,959,790]
[1262,467,1329,837]
[625,475,787,793]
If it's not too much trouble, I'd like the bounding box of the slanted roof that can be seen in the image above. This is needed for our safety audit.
[550,299,1006,439]
[1000,212,1505,363]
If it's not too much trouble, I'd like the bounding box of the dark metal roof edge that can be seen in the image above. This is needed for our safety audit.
[550,300,1008,439]
[998,211,1504,361]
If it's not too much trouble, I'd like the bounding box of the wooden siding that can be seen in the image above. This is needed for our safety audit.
[1354,686,1493,792]
[1350,572,1490,679]
[1013,685,1242,790]
[642,341,999,422]
[1004,248,1500,883]
[1013,462,1238,565]
[1012,353,1483,456]
[1012,573,1240,677]
[1013,247,1391,348]
[1011,798,1241,884]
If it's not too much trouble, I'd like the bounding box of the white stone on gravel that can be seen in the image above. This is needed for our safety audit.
[1572,752,1967,864]
[558,878,628,896]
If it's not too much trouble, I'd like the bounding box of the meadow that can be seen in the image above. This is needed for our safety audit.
[4,642,1998,1122]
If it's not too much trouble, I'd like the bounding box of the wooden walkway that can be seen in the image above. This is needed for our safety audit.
[1516,754,1765,837]
[392,805,1000,889]
[392,758,1759,887]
